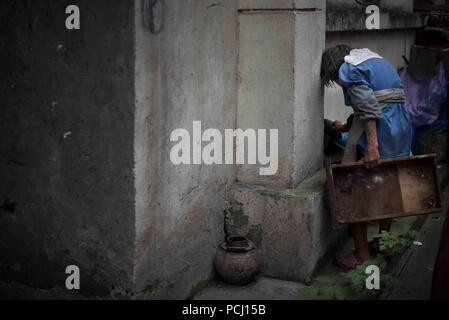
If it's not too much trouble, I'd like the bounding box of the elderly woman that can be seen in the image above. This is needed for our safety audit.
[321,45,413,269]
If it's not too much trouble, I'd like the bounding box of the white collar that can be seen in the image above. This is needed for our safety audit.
[344,48,383,66]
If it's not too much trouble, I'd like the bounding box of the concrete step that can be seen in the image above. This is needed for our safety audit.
[225,169,347,283]
[194,276,305,300]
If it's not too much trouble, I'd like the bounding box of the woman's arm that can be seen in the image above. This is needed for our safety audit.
[362,119,380,169]
[346,85,382,169]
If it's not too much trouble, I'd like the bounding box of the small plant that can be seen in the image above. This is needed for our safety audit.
[298,230,422,300]
[374,230,422,254]
[299,257,399,300]
[341,257,401,298]
[298,276,353,300]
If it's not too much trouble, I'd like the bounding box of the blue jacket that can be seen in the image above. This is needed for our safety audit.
[339,58,413,158]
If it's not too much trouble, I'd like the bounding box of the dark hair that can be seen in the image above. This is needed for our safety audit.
[320,45,352,87]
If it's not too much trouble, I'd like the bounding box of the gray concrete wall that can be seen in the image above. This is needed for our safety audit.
[236,4,325,188]
[236,11,296,187]
[324,29,416,122]
[225,0,333,285]
[239,0,326,9]
[134,0,326,298]
[328,0,413,12]
[134,0,238,299]
[326,0,423,32]
[293,11,326,186]
[1,0,414,300]
[0,0,136,297]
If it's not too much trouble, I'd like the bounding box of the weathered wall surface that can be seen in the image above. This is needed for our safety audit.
[134,0,238,299]
[0,0,135,297]
[326,0,423,32]
[1,0,403,299]
[226,0,336,284]
[236,7,325,188]
[293,11,326,186]
[236,11,296,187]
[328,0,413,12]
[239,0,326,10]
[226,170,346,282]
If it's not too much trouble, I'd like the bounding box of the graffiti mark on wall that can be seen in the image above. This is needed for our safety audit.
[142,0,164,34]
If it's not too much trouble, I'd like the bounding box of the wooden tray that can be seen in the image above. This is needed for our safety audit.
[325,154,443,229]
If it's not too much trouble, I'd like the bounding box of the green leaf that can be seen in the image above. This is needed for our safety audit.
[298,286,319,298]
[314,276,334,284]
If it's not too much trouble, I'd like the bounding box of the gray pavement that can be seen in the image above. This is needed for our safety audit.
[194,277,305,300]
[385,212,447,300]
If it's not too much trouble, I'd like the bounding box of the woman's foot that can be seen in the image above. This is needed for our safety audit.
[368,239,394,258]
[334,251,372,270]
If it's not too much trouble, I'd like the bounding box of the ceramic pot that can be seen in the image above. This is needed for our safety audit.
[214,235,261,285]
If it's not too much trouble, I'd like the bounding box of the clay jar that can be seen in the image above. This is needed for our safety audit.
[214,235,261,286]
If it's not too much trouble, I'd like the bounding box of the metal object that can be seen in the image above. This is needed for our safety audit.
[214,236,261,286]
[325,154,443,229]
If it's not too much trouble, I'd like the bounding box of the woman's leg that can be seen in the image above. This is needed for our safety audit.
[378,219,393,233]
[350,222,372,262]
[372,218,394,257]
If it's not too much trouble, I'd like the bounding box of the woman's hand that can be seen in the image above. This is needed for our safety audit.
[330,121,350,133]
[362,144,380,169]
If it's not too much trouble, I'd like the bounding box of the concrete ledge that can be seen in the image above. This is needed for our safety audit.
[238,0,325,11]
[225,169,347,282]
[194,276,306,300]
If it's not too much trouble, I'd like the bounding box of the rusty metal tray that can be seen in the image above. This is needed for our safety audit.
[325,154,443,229]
